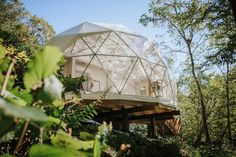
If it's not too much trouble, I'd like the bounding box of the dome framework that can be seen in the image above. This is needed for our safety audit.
[50,22,176,106]
[49,22,180,135]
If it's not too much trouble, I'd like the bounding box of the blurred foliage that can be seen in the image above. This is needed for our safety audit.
[0,43,111,157]
[1,0,236,157]
[0,0,55,89]
[0,0,54,53]
[61,75,85,96]
[107,132,183,157]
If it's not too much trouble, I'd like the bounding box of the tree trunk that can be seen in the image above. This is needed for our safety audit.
[226,62,232,144]
[195,123,204,146]
[229,0,236,24]
[187,43,211,144]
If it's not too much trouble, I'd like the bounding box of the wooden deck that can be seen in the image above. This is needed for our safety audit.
[81,92,181,136]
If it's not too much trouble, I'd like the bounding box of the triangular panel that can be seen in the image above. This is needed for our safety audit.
[122,59,151,96]
[97,55,138,93]
[74,56,117,93]
[141,59,167,83]
[96,32,136,57]
[64,38,93,56]
[82,32,110,52]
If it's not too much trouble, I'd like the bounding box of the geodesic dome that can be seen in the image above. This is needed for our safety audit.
[49,22,177,105]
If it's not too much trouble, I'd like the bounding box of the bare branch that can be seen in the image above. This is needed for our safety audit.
[192,37,208,53]
[14,120,30,155]
[0,60,15,96]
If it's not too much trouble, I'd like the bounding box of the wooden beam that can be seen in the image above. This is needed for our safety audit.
[149,117,156,137]
[130,115,175,122]
[95,105,156,118]
[129,110,180,121]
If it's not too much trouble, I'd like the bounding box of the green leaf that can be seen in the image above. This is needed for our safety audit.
[0,153,14,157]
[44,116,66,129]
[36,75,63,103]
[79,132,95,140]
[29,144,92,157]
[11,88,33,104]
[0,58,10,72]
[3,90,27,106]
[52,99,64,109]
[0,72,3,87]
[51,130,94,151]
[0,116,15,138]
[0,98,48,122]
[0,43,6,60]
[93,137,101,157]
[23,46,63,90]
[29,144,74,157]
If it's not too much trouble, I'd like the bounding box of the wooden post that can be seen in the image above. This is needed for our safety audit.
[147,124,152,137]
[150,117,156,137]
[122,112,129,132]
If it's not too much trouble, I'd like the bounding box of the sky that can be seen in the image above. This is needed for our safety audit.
[22,0,160,40]
[21,0,181,78]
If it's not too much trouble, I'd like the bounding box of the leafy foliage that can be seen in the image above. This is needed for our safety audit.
[140,0,213,144]
[29,122,112,157]
[140,0,236,155]
[29,144,77,157]
[0,0,54,53]
[0,41,112,157]
[23,46,63,91]
[0,97,48,122]
[61,75,85,96]
[0,0,55,90]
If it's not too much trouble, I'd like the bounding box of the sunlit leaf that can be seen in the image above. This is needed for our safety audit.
[52,99,64,109]
[29,144,92,157]
[23,46,63,90]
[0,44,6,59]
[44,116,66,129]
[93,137,101,157]
[79,132,95,140]
[51,130,94,151]
[11,88,33,104]
[3,90,27,106]
[29,144,74,157]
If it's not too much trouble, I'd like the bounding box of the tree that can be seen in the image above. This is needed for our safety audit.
[207,0,236,144]
[0,0,54,54]
[228,0,236,24]
[179,68,236,148]
[140,0,212,143]
[0,0,55,88]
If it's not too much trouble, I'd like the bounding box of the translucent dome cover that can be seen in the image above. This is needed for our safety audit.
[49,22,177,105]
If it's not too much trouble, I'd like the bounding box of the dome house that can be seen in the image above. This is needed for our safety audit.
[49,22,180,135]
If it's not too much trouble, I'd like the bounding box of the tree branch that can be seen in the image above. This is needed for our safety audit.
[14,120,29,155]
[0,60,15,96]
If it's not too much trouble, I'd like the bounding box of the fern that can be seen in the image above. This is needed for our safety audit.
[62,87,111,127]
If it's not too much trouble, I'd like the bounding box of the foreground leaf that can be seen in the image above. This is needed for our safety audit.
[0,153,13,157]
[29,144,92,157]
[3,90,28,106]
[80,132,95,140]
[51,130,94,151]
[36,75,63,103]
[29,144,74,157]
[93,137,101,157]
[0,116,15,138]
[0,98,48,122]
[24,46,63,90]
